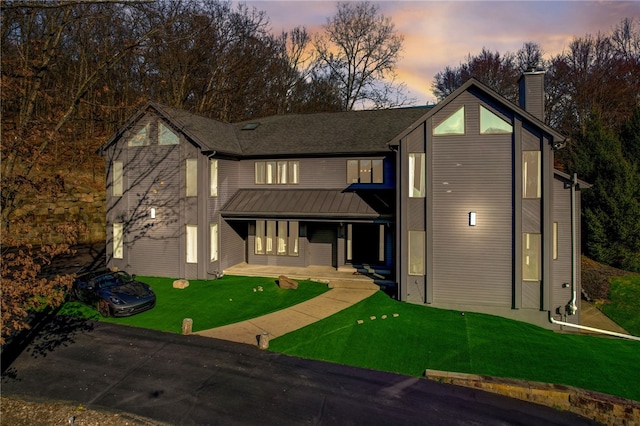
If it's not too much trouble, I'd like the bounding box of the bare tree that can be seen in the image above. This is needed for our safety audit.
[1,1,160,227]
[313,1,411,110]
[432,43,543,102]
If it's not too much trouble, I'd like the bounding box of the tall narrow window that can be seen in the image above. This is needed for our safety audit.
[277,220,287,255]
[159,122,179,145]
[210,159,218,197]
[289,161,299,184]
[408,153,425,198]
[277,161,288,184]
[434,106,465,135]
[266,220,276,255]
[186,225,198,263]
[210,223,218,262]
[113,223,123,259]
[255,221,265,254]
[523,233,540,281]
[480,105,513,134]
[359,159,372,183]
[347,160,359,183]
[113,161,123,197]
[408,231,425,275]
[372,159,383,183]
[266,161,276,184]
[523,151,541,198]
[553,222,559,260]
[255,162,265,184]
[288,221,299,256]
[186,158,198,197]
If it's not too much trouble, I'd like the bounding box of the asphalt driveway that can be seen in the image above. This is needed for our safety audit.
[1,318,596,425]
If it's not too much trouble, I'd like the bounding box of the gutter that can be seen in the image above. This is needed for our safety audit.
[549,314,640,341]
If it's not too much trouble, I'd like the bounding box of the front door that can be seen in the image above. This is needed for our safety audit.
[349,223,383,266]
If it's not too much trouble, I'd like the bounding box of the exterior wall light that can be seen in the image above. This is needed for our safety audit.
[469,211,477,226]
[150,207,156,219]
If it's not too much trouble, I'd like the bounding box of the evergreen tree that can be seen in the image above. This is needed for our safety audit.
[572,114,640,272]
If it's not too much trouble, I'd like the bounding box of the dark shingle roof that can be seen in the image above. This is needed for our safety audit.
[153,103,242,155]
[233,107,431,156]
[221,189,391,220]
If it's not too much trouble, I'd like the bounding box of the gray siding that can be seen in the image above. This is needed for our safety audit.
[552,176,582,324]
[109,114,184,277]
[307,224,336,267]
[212,159,244,271]
[431,93,513,307]
[552,177,572,314]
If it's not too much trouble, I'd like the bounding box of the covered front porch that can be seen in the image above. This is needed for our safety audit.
[221,188,396,274]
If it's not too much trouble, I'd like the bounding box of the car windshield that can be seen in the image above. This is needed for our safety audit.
[95,271,133,289]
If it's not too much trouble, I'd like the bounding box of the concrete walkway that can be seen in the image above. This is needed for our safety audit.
[578,301,630,335]
[195,287,377,345]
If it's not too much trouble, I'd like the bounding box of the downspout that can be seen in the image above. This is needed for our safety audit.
[568,173,578,315]
[549,314,640,341]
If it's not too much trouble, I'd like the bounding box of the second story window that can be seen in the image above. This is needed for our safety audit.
[523,151,541,199]
[434,106,465,135]
[210,159,218,197]
[408,153,425,198]
[112,161,123,197]
[186,158,198,197]
[159,122,180,145]
[347,159,383,184]
[255,160,299,184]
[128,124,149,147]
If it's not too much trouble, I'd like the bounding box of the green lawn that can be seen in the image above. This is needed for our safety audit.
[600,274,640,336]
[269,291,640,402]
[59,275,329,334]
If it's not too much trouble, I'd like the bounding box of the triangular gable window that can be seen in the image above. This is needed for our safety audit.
[128,124,149,147]
[159,122,180,145]
[480,105,513,134]
[434,106,465,135]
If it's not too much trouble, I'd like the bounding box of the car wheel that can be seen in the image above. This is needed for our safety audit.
[98,300,111,317]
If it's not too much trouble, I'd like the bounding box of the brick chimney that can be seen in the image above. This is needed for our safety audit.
[518,69,545,121]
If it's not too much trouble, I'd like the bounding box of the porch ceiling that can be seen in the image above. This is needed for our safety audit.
[221,189,392,221]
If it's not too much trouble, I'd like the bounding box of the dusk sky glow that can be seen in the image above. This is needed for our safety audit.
[244,1,640,104]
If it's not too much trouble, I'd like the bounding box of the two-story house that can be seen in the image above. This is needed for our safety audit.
[101,71,587,328]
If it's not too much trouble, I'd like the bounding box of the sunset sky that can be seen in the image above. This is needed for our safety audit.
[244,1,640,104]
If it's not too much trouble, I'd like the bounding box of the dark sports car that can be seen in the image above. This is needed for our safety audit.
[73,270,156,317]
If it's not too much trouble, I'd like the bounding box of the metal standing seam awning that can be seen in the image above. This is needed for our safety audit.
[220,189,392,222]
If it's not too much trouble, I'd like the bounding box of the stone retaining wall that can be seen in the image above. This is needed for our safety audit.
[425,369,640,425]
[10,190,106,244]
